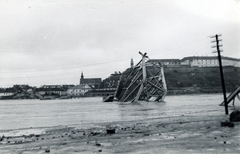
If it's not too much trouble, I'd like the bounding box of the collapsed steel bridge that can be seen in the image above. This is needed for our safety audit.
[114,52,167,103]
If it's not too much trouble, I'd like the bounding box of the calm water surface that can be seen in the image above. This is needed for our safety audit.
[0,94,231,131]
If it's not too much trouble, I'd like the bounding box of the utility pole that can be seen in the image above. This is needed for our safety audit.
[210,34,228,115]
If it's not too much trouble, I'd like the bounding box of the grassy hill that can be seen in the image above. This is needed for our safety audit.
[163,66,240,94]
[101,66,240,95]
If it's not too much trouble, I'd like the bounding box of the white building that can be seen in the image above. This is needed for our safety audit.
[67,84,93,97]
[0,88,17,97]
[181,56,240,67]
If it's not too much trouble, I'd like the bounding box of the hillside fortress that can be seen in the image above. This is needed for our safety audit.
[148,56,240,68]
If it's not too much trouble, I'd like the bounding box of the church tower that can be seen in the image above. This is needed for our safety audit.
[80,72,84,84]
[130,58,134,68]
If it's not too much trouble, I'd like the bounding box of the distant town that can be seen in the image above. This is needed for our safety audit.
[1,55,240,100]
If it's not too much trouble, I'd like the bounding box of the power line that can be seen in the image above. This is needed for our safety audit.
[0,37,218,87]
[0,57,130,74]
[0,38,211,74]
[150,39,210,56]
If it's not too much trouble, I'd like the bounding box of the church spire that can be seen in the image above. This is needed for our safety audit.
[131,58,134,68]
[80,72,84,84]
[81,72,84,79]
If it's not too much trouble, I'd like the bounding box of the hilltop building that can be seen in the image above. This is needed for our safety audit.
[147,59,181,67]
[181,56,240,67]
[89,72,121,97]
[147,56,240,68]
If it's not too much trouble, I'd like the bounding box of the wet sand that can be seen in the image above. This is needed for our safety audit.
[0,107,239,154]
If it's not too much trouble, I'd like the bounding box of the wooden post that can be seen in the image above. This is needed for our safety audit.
[212,34,228,115]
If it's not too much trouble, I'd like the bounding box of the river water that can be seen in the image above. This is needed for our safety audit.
[1,94,235,133]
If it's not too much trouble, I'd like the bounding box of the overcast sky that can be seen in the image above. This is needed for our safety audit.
[0,0,239,87]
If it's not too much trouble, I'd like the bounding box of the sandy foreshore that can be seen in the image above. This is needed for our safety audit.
[0,106,239,154]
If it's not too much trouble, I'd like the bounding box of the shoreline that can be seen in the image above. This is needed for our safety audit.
[0,95,239,153]
[0,91,233,100]
[1,108,239,153]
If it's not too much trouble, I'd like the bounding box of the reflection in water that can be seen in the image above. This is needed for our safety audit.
[118,101,166,122]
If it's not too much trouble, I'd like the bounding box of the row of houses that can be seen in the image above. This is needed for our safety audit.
[0,72,117,99]
[0,85,93,99]
[0,85,75,99]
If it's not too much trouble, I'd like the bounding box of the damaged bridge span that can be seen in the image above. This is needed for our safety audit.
[114,52,167,103]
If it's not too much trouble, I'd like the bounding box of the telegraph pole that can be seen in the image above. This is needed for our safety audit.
[210,34,228,115]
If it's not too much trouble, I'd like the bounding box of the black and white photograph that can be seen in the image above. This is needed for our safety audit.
[0,0,240,153]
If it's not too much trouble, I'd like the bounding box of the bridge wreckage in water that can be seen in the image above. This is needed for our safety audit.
[105,52,167,103]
